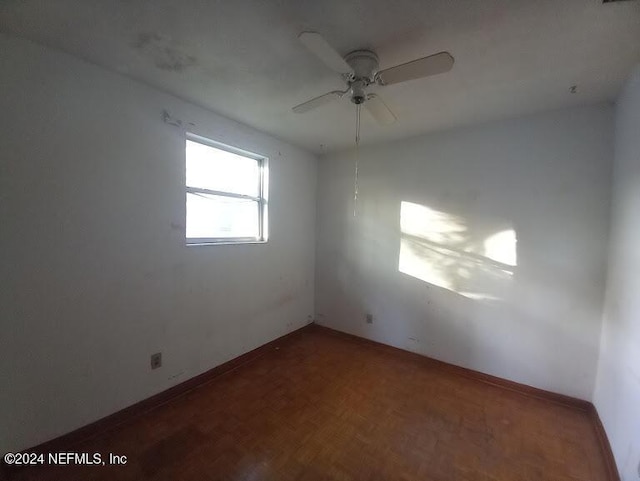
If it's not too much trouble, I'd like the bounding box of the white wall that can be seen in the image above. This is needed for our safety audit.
[594,65,640,481]
[316,104,613,400]
[0,35,317,453]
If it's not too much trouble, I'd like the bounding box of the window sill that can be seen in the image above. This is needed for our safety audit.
[186,239,268,247]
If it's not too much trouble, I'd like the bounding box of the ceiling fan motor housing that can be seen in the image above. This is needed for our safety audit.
[345,50,379,104]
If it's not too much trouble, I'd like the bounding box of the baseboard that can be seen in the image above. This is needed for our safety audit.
[589,404,621,481]
[1,323,312,477]
[311,323,621,480]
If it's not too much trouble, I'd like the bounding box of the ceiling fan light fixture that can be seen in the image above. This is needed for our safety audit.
[350,79,367,104]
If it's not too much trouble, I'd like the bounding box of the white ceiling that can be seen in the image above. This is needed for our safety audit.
[1,0,639,154]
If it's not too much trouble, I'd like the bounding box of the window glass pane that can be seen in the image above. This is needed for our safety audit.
[186,192,259,239]
[186,139,259,197]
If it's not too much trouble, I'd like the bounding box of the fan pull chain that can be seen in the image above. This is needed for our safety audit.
[353,103,361,217]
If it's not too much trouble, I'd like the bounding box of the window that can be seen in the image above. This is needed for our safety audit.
[185,133,268,245]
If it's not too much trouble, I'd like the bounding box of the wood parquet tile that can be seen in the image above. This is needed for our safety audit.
[10,326,609,481]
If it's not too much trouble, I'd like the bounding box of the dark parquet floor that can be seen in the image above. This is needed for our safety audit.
[10,326,608,481]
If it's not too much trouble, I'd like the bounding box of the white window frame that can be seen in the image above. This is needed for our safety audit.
[185,132,268,246]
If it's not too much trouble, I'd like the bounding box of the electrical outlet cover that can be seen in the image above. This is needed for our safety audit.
[151,352,162,369]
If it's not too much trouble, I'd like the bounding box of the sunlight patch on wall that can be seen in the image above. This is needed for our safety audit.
[485,229,517,267]
[398,202,517,302]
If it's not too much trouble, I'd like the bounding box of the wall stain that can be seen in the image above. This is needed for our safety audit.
[275,292,295,308]
[132,32,197,73]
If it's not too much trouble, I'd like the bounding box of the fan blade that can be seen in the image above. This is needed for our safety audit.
[298,32,353,74]
[377,52,454,86]
[292,90,345,113]
[365,94,397,125]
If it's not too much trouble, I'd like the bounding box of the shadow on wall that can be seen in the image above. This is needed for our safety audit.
[398,201,517,303]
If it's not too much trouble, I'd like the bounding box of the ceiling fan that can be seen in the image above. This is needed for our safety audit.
[292,31,455,125]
